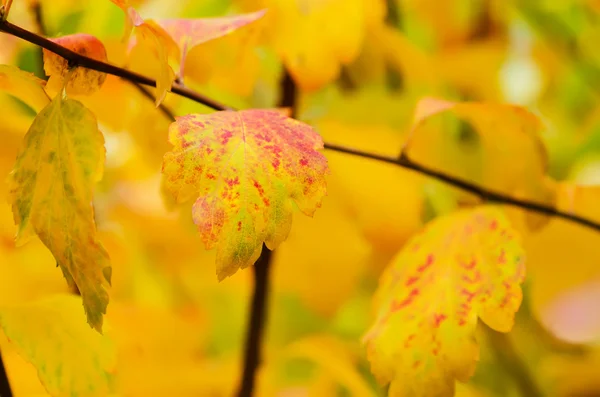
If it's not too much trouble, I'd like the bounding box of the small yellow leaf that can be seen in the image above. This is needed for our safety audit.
[0,294,115,396]
[8,93,111,332]
[364,206,525,396]
[43,34,108,96]
[162,110,328,280]
[241,0,385,91]
[0,64,50,112]
[109,0,178,105]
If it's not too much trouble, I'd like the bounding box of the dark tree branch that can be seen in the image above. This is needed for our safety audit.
[1,19,600,233]
[0,348,12,397]
[237,68,297,397]
[237,246,272,397]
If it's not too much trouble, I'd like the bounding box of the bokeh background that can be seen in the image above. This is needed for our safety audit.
[1,0,600,396]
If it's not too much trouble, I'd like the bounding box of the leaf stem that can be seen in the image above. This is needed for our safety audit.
[0,348,13,397]
[1,19,600,233]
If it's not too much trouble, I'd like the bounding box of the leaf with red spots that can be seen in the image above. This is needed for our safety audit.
[156,10,266,79]
[162,110,328,280]
[363,206,525,396]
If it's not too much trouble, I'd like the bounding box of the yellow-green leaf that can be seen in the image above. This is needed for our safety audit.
[8,93,111,332]
[0,294,115,396]
[364,206,525,396]
[162,109,328,280]
[0,64,50,113]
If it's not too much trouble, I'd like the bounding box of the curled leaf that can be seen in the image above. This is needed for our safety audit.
[43,34,108,95]
[8,93,111,332]
[162,109,328,280]
[364,206,525,396]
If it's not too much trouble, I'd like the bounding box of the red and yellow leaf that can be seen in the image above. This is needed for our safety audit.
[162,109,328,280]
[43,34,108,96]
[0,64,50,113]
[8,93,111,332]
[156,9,266,78]
[364,206,525,396]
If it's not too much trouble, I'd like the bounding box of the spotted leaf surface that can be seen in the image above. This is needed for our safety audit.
[0,64,50,112]
[0,294,115,396]
[43,34,108,96]
[364,207,525,396]
[109,0,178,105]
[8,93,111,332]
[157,9,266,77]
[162,110,328,280]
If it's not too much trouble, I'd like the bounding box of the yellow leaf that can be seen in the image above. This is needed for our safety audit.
[408,97,553,229]
[8,93,111,332]
[272,186,370,316]
[0,294,115,396]
[316,119,424,264]
[240,0,385,91]
[162,110,328,280]
[364,206,525,396]
[43,34,108,96]
[109,0,179,105]
[280,335,376,397]
[0,64,50,113]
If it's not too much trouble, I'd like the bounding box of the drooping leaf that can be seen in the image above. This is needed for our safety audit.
[43,34,108,96]
[0,294,115,396]
[0,64,50,112]
[8,93,111,332]
[156,9,266,78]
[162,109,328,280]
[364,206,525,396]
[109,0,178,105]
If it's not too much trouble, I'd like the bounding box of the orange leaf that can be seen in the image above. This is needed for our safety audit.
[43,34,108,96]
[364,206,525,396]
[162,110,328,280]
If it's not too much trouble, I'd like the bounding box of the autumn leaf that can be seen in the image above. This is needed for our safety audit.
[0,64,50,112]
[8,92,111,332]
[43,34,108,96]
[156,9,266,78]
[407,97,554,230]
[240,0,385,91]
[364,206,525,396]
[109,0,178,105]
[0,294,115,396]
[162,109,328,280]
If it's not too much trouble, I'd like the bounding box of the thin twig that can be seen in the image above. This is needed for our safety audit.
[130,82,177,121]
[0,348,12,397]
[1,18,600,233]
[484,325,543,397]
[0,19,232,111]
